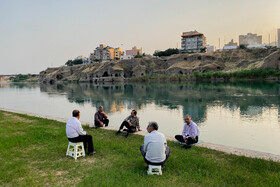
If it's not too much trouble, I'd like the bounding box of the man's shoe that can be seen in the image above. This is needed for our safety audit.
[125,133,129,138]
[88,151,96,156]
[116,131,121,135]
[183,145,192,149]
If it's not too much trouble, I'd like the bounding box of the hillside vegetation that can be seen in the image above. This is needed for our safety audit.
[38,48,280,84]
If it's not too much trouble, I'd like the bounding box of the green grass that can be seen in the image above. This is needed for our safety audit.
[130,74,190,82]
[130,69,280,82]
[193,69,280,80]
[11,74,38,82]
[0,110,280,186]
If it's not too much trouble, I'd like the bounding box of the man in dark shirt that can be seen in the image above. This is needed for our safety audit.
[94,106,109,127]
[116,110,141,137]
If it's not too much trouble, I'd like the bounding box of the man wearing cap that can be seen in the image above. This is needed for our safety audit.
[116,109,141,138]
[175,115,200,145]
[140,122,170,167]
[94,106,109,127]
[66,110,96,155]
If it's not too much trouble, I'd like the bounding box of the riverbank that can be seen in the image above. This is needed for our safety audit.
[38,49,280,84]
[1,110,280,186]
[2,107,280,162]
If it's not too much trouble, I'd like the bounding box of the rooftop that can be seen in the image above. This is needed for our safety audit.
[182,30,204,37]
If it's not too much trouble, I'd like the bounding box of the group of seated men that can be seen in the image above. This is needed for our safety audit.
[66,106,200,167]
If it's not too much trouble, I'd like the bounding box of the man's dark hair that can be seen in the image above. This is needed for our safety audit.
[149,121,158,130]
[132,110,137,115]
[72,110,80,117]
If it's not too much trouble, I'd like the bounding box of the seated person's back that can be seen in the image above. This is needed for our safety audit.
[140,121,170,167]
[144,130,166,163]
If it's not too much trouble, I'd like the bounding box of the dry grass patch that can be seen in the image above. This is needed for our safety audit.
[9,115,36,123]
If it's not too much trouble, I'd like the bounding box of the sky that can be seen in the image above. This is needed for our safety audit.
[0,0,280,74]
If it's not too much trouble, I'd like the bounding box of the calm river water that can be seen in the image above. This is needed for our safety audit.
[1,82,280,155]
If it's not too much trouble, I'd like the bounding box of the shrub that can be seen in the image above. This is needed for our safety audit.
[153,48,179,57]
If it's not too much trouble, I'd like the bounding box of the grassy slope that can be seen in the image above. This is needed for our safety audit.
[0,110,280,186]
[131,69,280,82]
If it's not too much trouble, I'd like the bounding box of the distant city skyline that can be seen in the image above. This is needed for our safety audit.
[0,0,279,74]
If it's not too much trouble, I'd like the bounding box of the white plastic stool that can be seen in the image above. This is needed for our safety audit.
[66,142,85,160]
[147,165,162,175]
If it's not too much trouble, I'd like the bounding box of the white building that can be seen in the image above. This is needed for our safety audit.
[206,45,214,52]
[181,30,206,53]
[120,55,133,60]
[223,39,238,50]
[247,43,269,49]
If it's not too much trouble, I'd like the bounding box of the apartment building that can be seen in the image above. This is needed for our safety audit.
[181,30,206,53]
[90,44,124,61]
[239,33,262,46]
[126,46,142,56]
[114,48,124,60]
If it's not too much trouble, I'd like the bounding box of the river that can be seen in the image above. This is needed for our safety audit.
[0,82,280,155]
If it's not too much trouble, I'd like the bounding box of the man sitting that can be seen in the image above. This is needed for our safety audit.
[140,122,170,168]
[94,106,109,127]
[116,110,141,138]
[175,115,200,145]
[66,110,95,155]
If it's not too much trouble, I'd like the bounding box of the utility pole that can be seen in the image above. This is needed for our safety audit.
[275,30,277,46]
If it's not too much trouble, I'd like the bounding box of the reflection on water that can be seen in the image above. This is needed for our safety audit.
[1,82,280,155]
[38,82,280,123]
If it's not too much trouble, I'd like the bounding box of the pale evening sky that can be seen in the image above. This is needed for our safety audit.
[0,0,279,74]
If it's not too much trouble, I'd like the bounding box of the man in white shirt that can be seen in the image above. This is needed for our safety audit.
[140,122,170,167]
[66,110,95,155]
[175,115,200,145]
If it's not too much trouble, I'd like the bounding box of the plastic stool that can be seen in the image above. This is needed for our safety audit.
[66,142,85,160]
[147,165,162,175]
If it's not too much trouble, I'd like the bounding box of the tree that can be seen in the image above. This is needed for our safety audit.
[65,59,83,66]
[65,60,73,66]
[239,44,247,49]
[153,48,179,57]
[134,51,143,58]
[200,47,206,53]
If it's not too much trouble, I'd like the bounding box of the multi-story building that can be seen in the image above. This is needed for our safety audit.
[239,33,262,46]
[278,29,280,47]
[114,47,124,60]
[126,46,142,56]
[223,39,238,50]
[181,30,206,52]
[90,44,124,61]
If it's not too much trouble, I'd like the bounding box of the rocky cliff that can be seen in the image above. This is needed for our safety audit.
[39,48,280,84]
